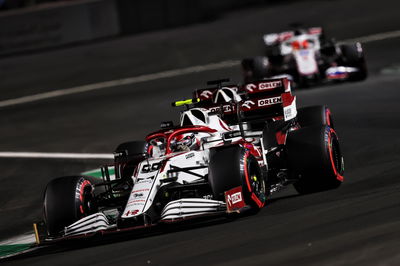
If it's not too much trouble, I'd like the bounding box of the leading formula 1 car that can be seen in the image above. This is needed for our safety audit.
[242,26,367,87]
[38,77,344,242]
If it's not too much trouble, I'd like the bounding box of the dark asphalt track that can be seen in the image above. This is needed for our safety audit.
[1,0,400,265]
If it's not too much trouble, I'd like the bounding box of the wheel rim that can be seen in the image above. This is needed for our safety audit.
[244,153,266,208]
[76,179,93,217]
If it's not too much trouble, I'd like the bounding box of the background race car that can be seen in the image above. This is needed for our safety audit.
[242,26,368,87]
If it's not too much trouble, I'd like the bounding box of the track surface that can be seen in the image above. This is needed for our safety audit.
[1,0,400,265]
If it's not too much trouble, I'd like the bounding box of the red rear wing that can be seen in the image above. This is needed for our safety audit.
[194,78,297,122]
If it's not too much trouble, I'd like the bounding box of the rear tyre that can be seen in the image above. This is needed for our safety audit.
[114,141,148,179]
[286,125,344,194]
[241,56,270,83]
[208,146,266,209]
[297,105,334,129]
[43,176,98,236]
[114,141,148,155]
[340,43,368,81]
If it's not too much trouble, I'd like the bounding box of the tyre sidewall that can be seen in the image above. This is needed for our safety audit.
[208,146,266,208]
[286,126,344,194]
[43,176,95,236]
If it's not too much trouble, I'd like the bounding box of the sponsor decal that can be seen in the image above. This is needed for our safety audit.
[200,90,213,99]
[223,131,241,139]
[284,108,292,119]
[137,178,153,184]
[242,100,256,109]
[299,49,310,56]
[245,84,257,92]
[125,209,139,216]
[208,105,233,113]
[131,189,150,194]
[228,192,242,205]
[127,199,146,206]
[132,193,144,198]
[258,80,282,90]
[160,121,173,129]
[127,202,145,207]
[203,194,213,200]
[75,179,91,203]
[141,162,161,173]
[185,153,195,159]
[258,96,282,107]
[224,186,246,212]
[324,128,329,143]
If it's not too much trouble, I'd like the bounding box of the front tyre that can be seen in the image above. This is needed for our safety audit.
[208,146,266,209]
[43,176,97,236]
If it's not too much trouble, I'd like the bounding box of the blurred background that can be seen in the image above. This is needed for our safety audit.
[0,0,280,56]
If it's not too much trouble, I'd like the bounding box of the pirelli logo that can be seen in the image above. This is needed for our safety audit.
[258,96,282,107]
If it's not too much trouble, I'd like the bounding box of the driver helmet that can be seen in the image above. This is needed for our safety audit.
[170,133,200,152]
[149,138,166,158]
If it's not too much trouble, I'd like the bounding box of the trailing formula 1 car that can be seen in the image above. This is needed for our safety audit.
[242,26,367,87]
[38,78,344,242]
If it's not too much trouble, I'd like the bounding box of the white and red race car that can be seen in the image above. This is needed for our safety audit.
[39,78,344,242]
[242,27,368,87]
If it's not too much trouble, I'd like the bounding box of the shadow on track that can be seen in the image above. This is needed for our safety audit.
[1,191,303,263]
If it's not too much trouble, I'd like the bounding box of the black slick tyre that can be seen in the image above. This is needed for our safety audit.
[114,141,148,179]
[286,125,344,194]
[241,56,270,83]
[208,146,266,209]
[43,176,97,236]
[340,43,368,81]
[297,105,334,129]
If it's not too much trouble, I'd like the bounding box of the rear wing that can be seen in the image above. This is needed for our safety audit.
[192,78,297,123]
[240,78,297,122]
[263,27,323,46]
[193,85,238,102]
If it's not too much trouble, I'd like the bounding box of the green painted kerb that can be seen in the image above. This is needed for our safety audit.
[0,244,32,257]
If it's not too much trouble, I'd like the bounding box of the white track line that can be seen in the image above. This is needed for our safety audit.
[0,152,113,159]
[0,30,399,109]
[0,233,35,246]
[342,30,400,44]
[0,60,239,108]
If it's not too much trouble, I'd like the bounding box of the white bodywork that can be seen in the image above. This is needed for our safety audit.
[293,49,319,75]
[122,150,212,219]
[64,110,242,236]
[62,78,296,237]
